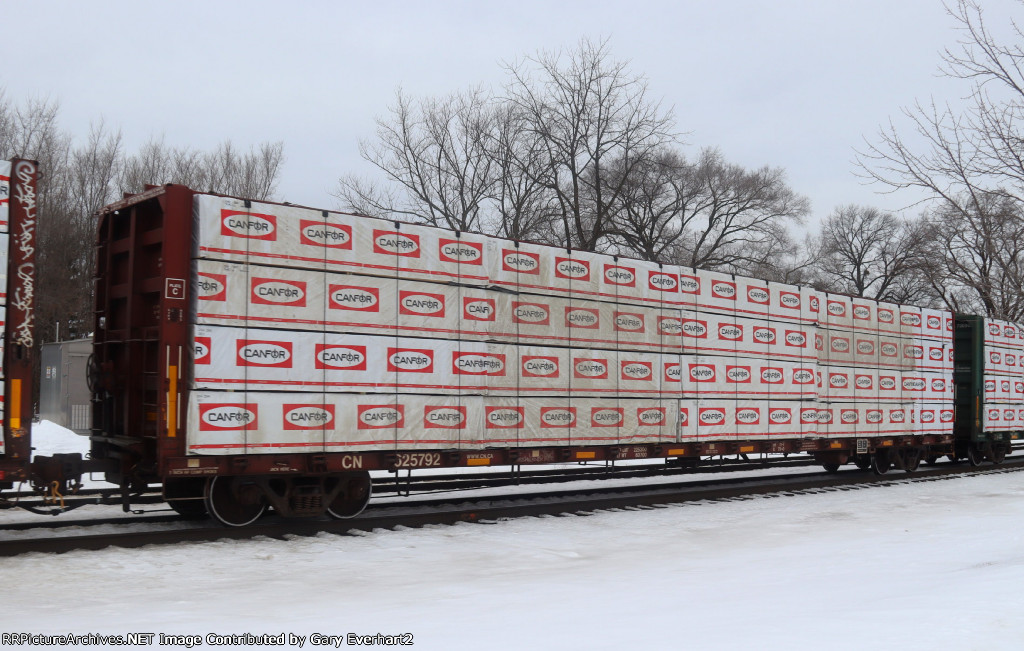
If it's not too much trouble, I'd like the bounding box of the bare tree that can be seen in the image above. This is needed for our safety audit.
[504,38,676,251]
[858,0,1024,316]
[810,205,932,303]
[336,88,496,231]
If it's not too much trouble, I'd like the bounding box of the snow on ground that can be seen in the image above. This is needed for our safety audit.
[2,422,1024,649]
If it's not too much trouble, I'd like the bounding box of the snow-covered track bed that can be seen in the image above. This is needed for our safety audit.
[1,457,1020,558]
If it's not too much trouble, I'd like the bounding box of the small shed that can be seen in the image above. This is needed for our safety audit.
[39,338,92,434]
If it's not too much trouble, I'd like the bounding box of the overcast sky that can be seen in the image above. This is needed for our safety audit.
[3,0,1018,225]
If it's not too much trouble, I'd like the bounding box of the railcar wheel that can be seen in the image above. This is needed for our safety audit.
[871,452,891,475]
[989,443,1007,464]
[967,444,985,467]
[206,476,267,527]
[327,472,372,519]
[853,455,871,471]
[901,448,921,473]
[924,454,941,465]
[822,463,841,473]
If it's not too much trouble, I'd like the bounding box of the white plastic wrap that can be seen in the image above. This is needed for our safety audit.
[823,293,853,332]
[876,302,900,337]
[0,159,9,233]
[696,269,738,316]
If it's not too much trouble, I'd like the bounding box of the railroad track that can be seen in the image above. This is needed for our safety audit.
[1,457,1021,557]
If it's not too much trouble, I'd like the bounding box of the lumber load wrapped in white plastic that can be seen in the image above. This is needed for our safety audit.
[875,302,900,337]
[823,293,854,332]
[768,281,815,325]
[695,269,739,316]
[0,233,8,305]
[693,399,735,440]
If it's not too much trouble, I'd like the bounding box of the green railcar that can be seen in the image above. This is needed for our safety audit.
[953,314,1014,464]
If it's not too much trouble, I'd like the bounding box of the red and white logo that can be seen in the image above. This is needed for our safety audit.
[251,277,306,307]
[678,274,699,294]
[890,409,906,423]
[736,407,760,425]
[399,290,445,317]
[829,372,849,389]
[793,369,815,384]
[718,324,742,341]
[541,407,577,428]
[753,327,776,344]
[199,403,257,431]
[329,285,380,312]
[283,404,335,430]
[424,406,467,429]
[194,337,211,365]
[315,344,367,370]
[565,307,600,329]
[197,273,227,301]
[387,348,434,373]
[438,239,483,265]
[373,230,420,257]
[453,353,506,376]
[853,304,871,320]
[357,404,405,429]
[555,257,591,281]
[502,249,540,274]
[658,317,683,336]
[711,280,736,300]
[621,361,653,380]
[614,312,645,333]
[726,365,752,383]
[220,210,277,240]
[827,300,847,317]
[840,409,858,424]
[689,363,716,382]
[760,367,783,384]
[785,330,807,347]
[746,286,769,305]
[856,339,875,355]
[486,406,524,429]
[800,408,818,425]
[463,297,496,321]
[236,340,293,368]
[878,309,894,324]
[830,336,850,353]
[779,291,801,310]
[591,407,624,427]
[300,220,351,249]
[522,356,559,377]
[900,311,922,327]
[648,271,679,292]
[664,363,682,382]
[881,342,898,357]
[855,374,873,389]
[513,302,550,326]
[603,264,636,287]
[573,358,609,379]
[769,408,792,425]
[699,407,726,426]
[681,319,708,338]
[637,407,666,426]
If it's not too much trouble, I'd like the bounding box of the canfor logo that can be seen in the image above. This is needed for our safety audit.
[926,315,940,329]
[679,408,690,425]
[779,291,801,309]
[928,347,943,361]
[603,264,636,287]
[829,373,849,388]
[856,339,875,355]
[399,291,445,317]
[921,410,936,423]
[881,342,898,357]
[565,307,600,329]
[902,377,926,391]
[681,319,708,338]
[637,407,666,425]
[453,353,506,376]
[357,405,405,429]
[830,336,850,353]
[904,345,924,359]
[1005,324,1017,339]
[1005,409,1016,421]
[855,374,873,389]
[841,409,858,424]
[513,302,550,326]
[658,317,684,336]
[194,337,211,365]
[866,410,883,424]
[941,409,954,423]
[540,407,577,428]
[853,305,871,320]
[689,363,716,382]
[282,404,335,430]
[890,409,905,423]
[199,404,258,431]
[220,210,277,240]
[236,340,293,368]
[761,367,784,384]
[726,365,752,383]
[678,274,699,294]
[785,330,806,347]
[424,406,467,429]
[711,280,736,300]
[502,249,540,274]
[753,327,776,344]
[664,363,682,382]
[989,323,1001,336]
[621,361,653,380]
[818,410,834,424]
[315,344,367,371]
[793,369,814,384]
[769,408,792,425]
[486,406,525,429]
[197,273,227,301]
[463,297,496,321]
[985,379,996,392]
[438,239,483,265]
[329,285,379,312]
[718,324,742,341]
[373,230,420,257]
[387,348,434,373]
[746,286,769,305]
[900,312,922,326]
[698,407,726,426]
[648,271,679,292]
[878,309,894,324]
[736,407,760,425]
[251,278,306,307]
[555,257,590,281]
[573,358,609,379]
[809,296,820,312]
[800,408,818,424]
[591,407,624,427]
[990,351,1002,364]
[614,312,644,332]
[300,220,351,249]
[827,300,846,317]
[522,356,559,377]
